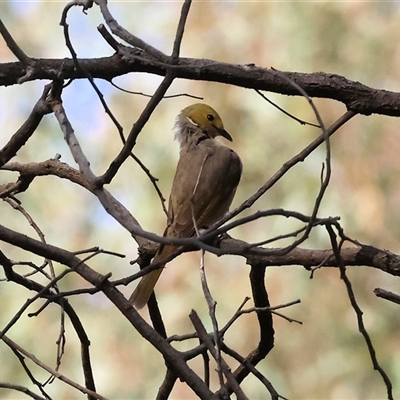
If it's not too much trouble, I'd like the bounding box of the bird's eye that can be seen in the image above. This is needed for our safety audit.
[207,114,215,121]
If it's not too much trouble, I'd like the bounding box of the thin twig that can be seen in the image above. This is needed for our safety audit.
[4,198,57,278]
[0,250,102,340]
[217,263,274,398]
[189,310,249,400]
[374,288,400,305]
[6,260,52,281]
[0,382,46,400]
[221,299,301,336]
[190,159,225,385]
[0,84,52,166]
[130,152,169,218]
[221,343,284,400]
[214,111,356,228]
[109,80,202,100]
[255,89,320,128]
[97,71,175,185]
[199,249,224,386]
[95,0,168,62]
[248,71,333,259]
[0,19,33,65]
[0,268,73,341]
[7,345,51,399]
[326,224,394,400]
[1,334,108,400]
[73,247,125,258]
[60,3,126,153]
[171,0,192,60]
[54,309,66,381]
[219,297,251,337]
[97,23,120,51]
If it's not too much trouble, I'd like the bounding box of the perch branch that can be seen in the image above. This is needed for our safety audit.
[2,55,400,116]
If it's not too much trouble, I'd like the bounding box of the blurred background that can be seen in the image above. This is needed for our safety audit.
[1,1,400,399]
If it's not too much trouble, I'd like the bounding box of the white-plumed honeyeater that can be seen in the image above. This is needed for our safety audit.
[129,103,242,309]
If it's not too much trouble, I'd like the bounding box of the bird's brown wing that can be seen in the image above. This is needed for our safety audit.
[130,139,241,309]
[168,142,242,239]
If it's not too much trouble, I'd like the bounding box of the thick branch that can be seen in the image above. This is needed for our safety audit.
[1,56,400,116]
[218,237,400,276]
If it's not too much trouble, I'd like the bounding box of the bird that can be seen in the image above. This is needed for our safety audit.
[129,103,242,309]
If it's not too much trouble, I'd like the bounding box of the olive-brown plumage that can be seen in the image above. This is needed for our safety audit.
[129,104,242,309]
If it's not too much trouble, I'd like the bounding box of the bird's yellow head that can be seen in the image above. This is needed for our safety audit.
[175,103,232,142]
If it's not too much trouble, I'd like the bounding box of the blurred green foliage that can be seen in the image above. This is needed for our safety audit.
[1,1,400,399]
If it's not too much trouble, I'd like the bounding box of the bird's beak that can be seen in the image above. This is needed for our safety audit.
[217,128,233,141]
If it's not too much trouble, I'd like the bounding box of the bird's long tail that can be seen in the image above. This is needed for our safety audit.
[129,245,174,309]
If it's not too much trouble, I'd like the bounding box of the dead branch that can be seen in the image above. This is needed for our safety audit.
[374,288,400,305]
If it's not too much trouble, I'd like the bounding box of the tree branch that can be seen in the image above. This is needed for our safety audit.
[1,334,106,400]
[0,383,45,400]
[374,288,400,305]
[218,237,400,276]
[0,18,33,65]
[0,84,53,167]
[1,56,400,116]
